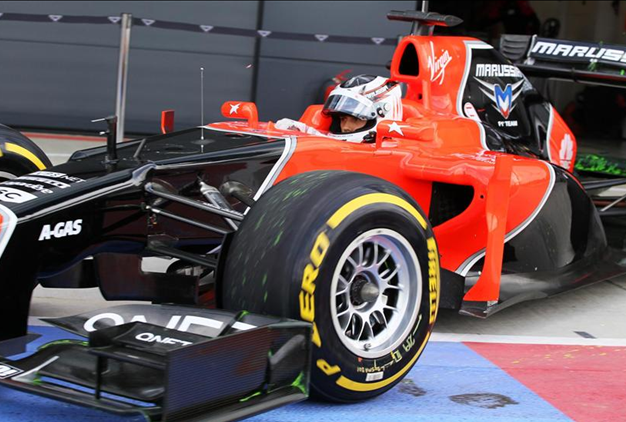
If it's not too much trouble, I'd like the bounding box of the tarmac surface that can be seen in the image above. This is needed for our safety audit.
[0,131,624,421]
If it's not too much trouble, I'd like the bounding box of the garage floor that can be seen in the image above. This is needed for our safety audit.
[1,132,625,421]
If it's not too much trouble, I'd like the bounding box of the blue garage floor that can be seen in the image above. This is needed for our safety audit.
[0,326,572,422]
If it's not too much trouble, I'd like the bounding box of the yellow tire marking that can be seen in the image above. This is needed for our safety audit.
[311,322,321,348]
[335,332,432,391]
[317,359,341,376]
[5,143,46,170]
[326,193,427,230]
[427,237,440,324]
[305,191,432,387]
[325,192,432,390]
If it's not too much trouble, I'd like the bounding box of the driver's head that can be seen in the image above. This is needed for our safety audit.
[323,74,403,142]
[339,114,368,133]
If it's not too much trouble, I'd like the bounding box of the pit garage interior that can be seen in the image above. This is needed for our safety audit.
[1,1,626,421]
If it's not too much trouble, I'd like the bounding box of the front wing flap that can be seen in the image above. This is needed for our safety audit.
[0,305,312,422]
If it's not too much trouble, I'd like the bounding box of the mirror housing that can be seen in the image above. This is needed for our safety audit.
[221,101,259,128]
[161,110,175,134]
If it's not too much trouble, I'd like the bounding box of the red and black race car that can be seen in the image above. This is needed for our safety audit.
[0,9,624,421]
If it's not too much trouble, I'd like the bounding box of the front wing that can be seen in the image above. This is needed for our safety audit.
[0,305,312,422]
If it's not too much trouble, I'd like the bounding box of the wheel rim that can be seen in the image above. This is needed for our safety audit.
[330,228,421,359]
[0,171,17,182]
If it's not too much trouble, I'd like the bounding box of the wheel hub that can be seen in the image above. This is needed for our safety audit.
[350,275,380,306]
[330,228,422,359]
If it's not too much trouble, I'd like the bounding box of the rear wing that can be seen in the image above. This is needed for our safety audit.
[500,35,626,88]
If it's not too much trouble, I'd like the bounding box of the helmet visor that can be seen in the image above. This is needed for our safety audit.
[323,94,374,120]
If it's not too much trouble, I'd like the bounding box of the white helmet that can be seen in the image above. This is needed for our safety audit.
[323,75,403,142]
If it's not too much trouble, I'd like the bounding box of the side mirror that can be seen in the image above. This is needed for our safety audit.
[161,110,175,134]
[221,101,259,128]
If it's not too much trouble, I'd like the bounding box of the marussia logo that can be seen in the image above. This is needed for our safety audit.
[427,41,452,85]
[559,133,574,169]
[474,77,524,119]
[135,332,193,346]
[39,219,82,241]
[532,40,626,63]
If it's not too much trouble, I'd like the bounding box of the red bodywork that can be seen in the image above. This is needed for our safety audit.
[209,35,577,310]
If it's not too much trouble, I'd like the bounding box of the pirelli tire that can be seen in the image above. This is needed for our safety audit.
[221,170,440,402]
[0,124,51,182]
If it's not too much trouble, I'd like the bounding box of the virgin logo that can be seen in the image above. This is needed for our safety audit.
[427,41,452,85]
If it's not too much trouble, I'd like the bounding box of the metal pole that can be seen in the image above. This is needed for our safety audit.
[411,1,431,35]
[115,13,132,143]
[201,67,204,140]
[411,1,429,35]
[250,0,265,103]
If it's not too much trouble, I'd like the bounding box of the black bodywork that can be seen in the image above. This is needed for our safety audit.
[0,128,311,420]
[0,128,289,341]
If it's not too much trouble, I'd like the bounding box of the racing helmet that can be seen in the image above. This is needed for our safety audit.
[323,74,403,142]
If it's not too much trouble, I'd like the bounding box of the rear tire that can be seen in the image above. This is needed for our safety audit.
[221,171,440,402]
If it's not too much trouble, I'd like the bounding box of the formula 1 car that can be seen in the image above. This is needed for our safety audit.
[1,9,625,421]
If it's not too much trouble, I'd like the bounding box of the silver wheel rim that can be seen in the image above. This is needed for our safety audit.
[0,171,17,182]
[330,228,421,359]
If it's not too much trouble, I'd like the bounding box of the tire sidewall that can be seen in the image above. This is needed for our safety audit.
[0,155,38,181]
[221,171,440,402]
[292,194,439,401]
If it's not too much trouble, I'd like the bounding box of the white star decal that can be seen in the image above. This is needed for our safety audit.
[388,122,404,136]
[229,103,241,115]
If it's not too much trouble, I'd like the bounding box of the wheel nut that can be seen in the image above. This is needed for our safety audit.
[360,283,380,303]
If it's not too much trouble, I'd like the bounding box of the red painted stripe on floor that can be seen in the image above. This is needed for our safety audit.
[23,132,105,142]
[466,342,626,422]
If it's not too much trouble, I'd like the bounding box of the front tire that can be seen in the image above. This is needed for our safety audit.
[0,124,51,181]
[221,171,440,402]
